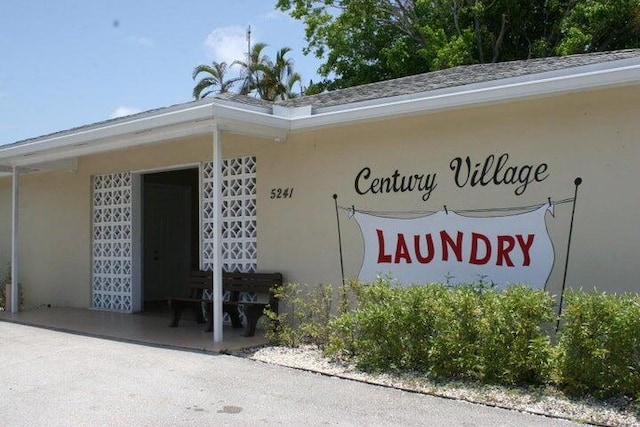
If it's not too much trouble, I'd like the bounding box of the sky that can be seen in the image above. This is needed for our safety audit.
[0,0,323,145]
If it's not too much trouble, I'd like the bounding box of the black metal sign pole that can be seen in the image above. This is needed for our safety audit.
[556,177,582,332]
[333,194,346,286]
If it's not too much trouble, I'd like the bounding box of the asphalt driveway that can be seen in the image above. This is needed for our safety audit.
[0,322,581,426]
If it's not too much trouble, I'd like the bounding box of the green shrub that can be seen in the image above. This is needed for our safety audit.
[326,280,554,384]
[422,284,553,384]
[555,291,640,398]
[397,284,446,371]
[326,279,445,372]
[265,278,639,396]
[265,282,335,348]
[325,278,401,370]
[0,263,24,311]
[0,263,9,309]
[480,286,554,384]
[427,285,485,379]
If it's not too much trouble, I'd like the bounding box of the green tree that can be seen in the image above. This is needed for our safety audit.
[556,0,640,55]
[254,47,303,100]
[191,61,240,99]
[235,44,303,100]
[192,43,305,101]
[234,42,271,96]
[277,0,640,90]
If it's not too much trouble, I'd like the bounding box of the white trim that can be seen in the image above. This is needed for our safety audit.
[314,57,640,115]
[288,62,640,131]
[131,164,201,312]
[272,104,312,118]
[130,162,201,175]
[2,102,215,158]
[6,121,216,167]
[211,103,289,132]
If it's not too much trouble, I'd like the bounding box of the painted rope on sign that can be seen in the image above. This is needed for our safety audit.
[354,205,554,288]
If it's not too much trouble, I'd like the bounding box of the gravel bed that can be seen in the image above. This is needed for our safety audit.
[238,345,639,427]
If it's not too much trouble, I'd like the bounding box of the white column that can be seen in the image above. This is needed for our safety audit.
[212,125,224,342]
[11,167,19,313]
[130,173,143,313]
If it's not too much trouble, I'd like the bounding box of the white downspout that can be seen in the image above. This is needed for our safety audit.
[212,124,224,342]
[11,167,19,313]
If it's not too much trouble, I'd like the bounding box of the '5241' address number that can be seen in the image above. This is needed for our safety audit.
[270,187,294,199]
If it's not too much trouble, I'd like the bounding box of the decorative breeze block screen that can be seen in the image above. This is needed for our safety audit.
[201,156,257,325]
[201,156,257,273]
[91,172,133,312]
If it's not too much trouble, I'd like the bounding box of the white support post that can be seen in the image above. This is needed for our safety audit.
[11,167,19,313]
[212,125,224,342]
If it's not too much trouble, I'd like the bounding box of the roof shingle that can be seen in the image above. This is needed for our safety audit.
[277,49,640,109]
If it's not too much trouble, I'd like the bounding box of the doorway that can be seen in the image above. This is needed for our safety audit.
[142,168,199,311]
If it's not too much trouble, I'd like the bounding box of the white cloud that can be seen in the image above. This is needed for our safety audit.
[110,106,142,119]
[127,35,154,47]
[204,26,248,64]
[262,10,288,20]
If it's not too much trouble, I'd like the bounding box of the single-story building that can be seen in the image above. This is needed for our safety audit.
[1,49,639,341]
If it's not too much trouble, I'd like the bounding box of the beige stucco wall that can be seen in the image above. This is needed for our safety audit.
[254,84,640,296]
[0,83,638,309]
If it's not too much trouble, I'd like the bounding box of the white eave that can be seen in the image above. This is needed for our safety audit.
[289,56,640,131]
[1,55,639,174]
[0,100,288,170]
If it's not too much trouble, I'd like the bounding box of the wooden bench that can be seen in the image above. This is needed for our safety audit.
[166,270,211,328]
[167,270,282,337]
[222,271,282,337]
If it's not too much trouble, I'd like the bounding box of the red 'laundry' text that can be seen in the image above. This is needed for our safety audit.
[376,229,535,267]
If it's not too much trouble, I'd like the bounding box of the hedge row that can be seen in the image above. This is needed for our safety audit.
[556,291,640,397]
[266,280,640,398]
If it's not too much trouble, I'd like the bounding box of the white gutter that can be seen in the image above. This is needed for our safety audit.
[6,120,216,167]
[0,100,289,168]
[0,101,216,162]
[288,61,640,132]
[212,103,289,131]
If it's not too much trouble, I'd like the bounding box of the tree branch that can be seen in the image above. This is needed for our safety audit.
[379,0,428,48]
[451,0,462,37]
[474,0,484,62]
[492,12,508,62]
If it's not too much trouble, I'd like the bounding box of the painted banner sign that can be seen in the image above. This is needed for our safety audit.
[354,205,554,288]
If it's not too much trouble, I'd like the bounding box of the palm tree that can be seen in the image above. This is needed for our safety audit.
[233,42,270,96]
[192,61,239,99]
[283,72,303,99]
[193,44,304,101]
[252,47,304,101]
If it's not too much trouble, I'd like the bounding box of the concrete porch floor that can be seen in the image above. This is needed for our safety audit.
[0,304,269,353]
